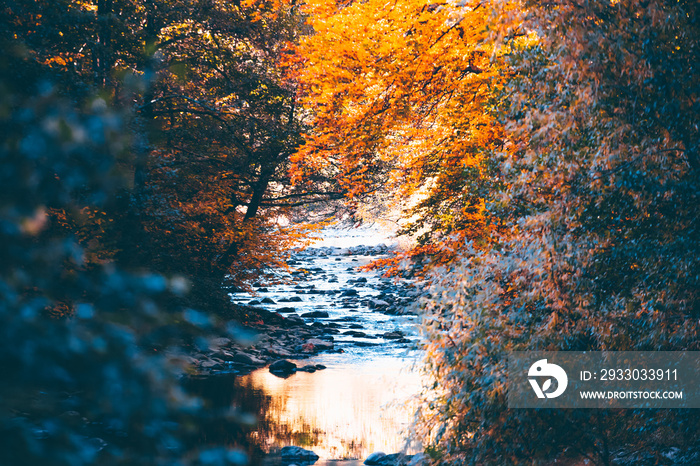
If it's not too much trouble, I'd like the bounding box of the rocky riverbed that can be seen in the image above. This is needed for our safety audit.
[189,242,425,378]
[188,231,429,465]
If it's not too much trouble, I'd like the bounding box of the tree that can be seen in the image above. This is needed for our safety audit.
[412,0,700,463]
[293,0,508,271]
[294,0,699,463]
[131,0,320,288]
[0,1,327,463]
[4,0,335,295]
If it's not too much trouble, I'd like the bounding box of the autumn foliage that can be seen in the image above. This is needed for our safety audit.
[3,0,700,463]
[292,0,509,269]
[2,0,339,294]
[293,0,699,463]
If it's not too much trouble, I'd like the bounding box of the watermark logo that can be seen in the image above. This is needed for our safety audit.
[528,359,568,399]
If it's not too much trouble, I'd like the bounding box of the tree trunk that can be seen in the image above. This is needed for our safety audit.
[94,0,112,87]
[214,166,275,278]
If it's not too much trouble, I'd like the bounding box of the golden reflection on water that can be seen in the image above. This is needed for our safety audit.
[240,354,423,461]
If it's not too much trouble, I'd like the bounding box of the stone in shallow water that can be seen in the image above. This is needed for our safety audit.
[368,298,390,309]
[269,359,296,374]
[285,315,304,326]
[367,453,415,466]
[280,445,319,462]
[365,451,386,464]
[354,341,380,347]
[303,338,334,352]
[232,353,254,365]
[301,311,329,318]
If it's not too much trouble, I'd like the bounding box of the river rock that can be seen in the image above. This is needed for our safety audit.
[368,298,390,309]
[280,445,319,462]
[407,453,427,465]
[288,296,303,302]
[261,297,276,304]
[277,306,296,313]
[303,338,334,352]
[285,315,304,326]
[367,453,413,466]
[382,331,404,340]
[199,360,224,371]
[301,311,329,318]
[232,353,255,365]
[269,359,296,374]
[365,451,386,464]
[341,289,359,296]
[207,351,237,364]
[233,353,265,366]
[298,365,317,373]
[265,345,293,358]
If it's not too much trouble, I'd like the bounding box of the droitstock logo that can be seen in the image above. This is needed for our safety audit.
[528,359,568,399]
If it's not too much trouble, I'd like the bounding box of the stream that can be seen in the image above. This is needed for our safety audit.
[205,228,424,465]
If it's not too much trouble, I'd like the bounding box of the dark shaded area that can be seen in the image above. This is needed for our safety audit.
[0,0,324,464]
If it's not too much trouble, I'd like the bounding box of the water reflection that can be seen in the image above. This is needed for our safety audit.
[188,351,422,465]
[246,351,422,461]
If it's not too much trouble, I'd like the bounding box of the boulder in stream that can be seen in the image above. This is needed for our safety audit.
[232,352,261,365]
[301,338,334,353]
[301,311,329,318]
[368,298,390,309]
[269,359,296,374]
[365,451,386,464]
[382,331,404,340]
[298,365,317,373]
[280,445,319,463]
[366,452,414,466]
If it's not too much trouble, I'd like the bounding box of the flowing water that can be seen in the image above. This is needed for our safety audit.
[218,227,425,464]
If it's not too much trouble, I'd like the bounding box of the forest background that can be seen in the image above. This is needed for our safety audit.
[1,0,698,464]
